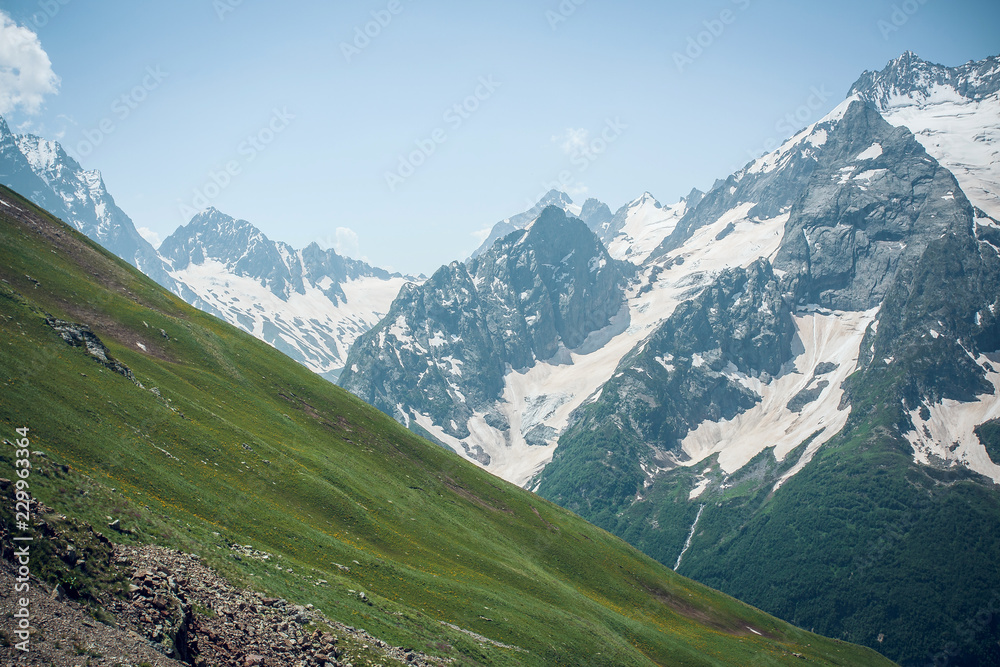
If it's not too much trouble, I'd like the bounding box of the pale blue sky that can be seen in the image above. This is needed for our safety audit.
[1,0,998,274]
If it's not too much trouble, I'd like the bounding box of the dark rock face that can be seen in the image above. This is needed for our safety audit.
[579,198,614,234]
[340,206,632,441]
[774,102,975,310]
[540,99,985,519]
[470,190,614,259]
[847,229,1000,414]
[652,99,974,306]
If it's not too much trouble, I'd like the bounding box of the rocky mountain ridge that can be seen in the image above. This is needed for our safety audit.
[340,206,633,481]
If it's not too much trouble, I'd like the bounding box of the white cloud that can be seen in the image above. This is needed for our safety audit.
[553,128,589,156]
[0,11,60,115]
[334,226,360,258]
[137,227,162,248]
[471,224,493,245]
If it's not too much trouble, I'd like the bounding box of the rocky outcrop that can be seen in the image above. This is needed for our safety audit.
[849,51,1000,107]
[45,317,141,386]
[0,477,447,667]
[109,545,448,667]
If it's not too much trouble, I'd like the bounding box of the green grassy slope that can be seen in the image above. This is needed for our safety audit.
[0,186,893,666]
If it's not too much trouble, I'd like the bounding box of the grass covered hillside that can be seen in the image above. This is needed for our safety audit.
[0,185,893,666]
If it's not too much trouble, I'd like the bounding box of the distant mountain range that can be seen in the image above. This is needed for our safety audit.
[158,209,410,381]
[0,121,409,381]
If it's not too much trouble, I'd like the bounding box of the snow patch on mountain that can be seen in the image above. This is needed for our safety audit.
[851,53,1000,219]
[855,143,884,161]
[681,307,876,483]
[876,92,1000,219]
[171,259,408,380]
[905,353,1000,484]
[605,194,688,263]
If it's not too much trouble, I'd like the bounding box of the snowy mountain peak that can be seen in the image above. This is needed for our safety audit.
[0,115,171,286]
[14,134,65,174]
[599,192,688,263]
[185,207,261,236]
[745,95,859,177]
[471,190,612,258]
[631,191,660,208]
[850,52,1000,219]
[539,189,574,208]
[850,51,1000,108]
[160,208,274,274]
[159,206,411,381]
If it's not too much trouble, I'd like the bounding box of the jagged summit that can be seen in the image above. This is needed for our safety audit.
[341,204,632,484]
[851,51,1000,219]
[849,50,1000,107]
[470,189,596,259]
